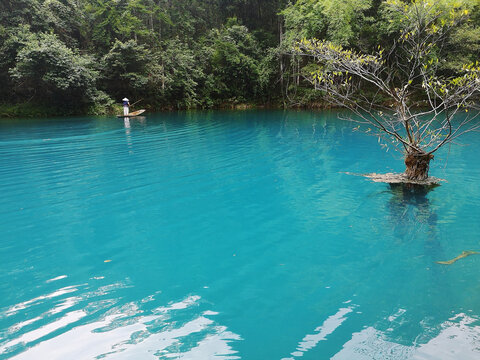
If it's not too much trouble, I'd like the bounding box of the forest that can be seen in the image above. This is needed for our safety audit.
[0,0,479,116]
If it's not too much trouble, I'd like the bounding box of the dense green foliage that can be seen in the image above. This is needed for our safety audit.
[0,0,478,115]
[10,33,98,105]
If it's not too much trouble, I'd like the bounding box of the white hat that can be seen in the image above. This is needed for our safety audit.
[122,98,129,101]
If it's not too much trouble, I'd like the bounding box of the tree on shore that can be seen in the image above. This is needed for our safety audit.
[10,32,99,107]
[295,0,480,181]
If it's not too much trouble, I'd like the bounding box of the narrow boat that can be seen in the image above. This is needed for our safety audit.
[117,109,146,118]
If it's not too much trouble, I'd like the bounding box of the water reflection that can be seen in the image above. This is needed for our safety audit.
[283,306,355,360]
[124,118,132,151]
[123,118,131,130]
[332,313,480,360]
[352,183,480,359]
[0,278,240,359]
[385,182,445,269]
[387,183,439,236]
[280,303,480,359]
[2,111,480,359]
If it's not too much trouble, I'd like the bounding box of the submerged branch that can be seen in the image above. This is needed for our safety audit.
[436,251,480,265]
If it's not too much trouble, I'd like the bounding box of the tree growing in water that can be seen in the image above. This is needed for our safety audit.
[295,0,480,181]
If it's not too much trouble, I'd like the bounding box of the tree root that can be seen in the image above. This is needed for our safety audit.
[343,172,445,186]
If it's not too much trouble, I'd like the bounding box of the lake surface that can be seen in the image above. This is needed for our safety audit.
[1,110,479,359]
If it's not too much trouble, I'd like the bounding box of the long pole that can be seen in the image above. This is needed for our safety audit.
[130,99,143,108]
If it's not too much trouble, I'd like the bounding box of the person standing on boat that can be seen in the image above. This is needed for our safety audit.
[122,98,130,116]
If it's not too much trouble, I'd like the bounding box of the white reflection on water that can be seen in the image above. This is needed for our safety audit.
[282,306,480,360]
[4,286,79,317]
[1,285,240,360]
[282,306,354,359]
[9,312,239,360]
[2,310,87,352]
[45,275,68,283]
[333,313,480,360]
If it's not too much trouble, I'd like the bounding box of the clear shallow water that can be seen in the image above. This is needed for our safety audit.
[0,110,479,360]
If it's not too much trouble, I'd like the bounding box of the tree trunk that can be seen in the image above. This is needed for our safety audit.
[404,151,434,181]
[278,18,285,106]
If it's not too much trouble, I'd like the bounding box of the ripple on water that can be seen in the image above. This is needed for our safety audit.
[0,278,240,359]
[1,111,480,359]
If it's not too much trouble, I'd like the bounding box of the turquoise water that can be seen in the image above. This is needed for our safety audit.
[1,110,479,359]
